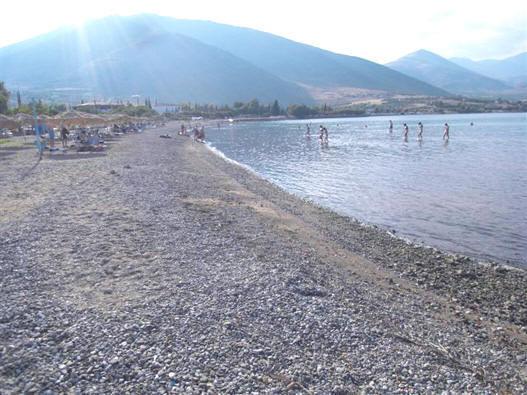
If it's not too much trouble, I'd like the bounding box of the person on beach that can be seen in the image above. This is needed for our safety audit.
[403,123,409,140]
[389,120,393,133]
[443,123,450,140]
[60,127,69,148]
[179,124,186,135]
[417,122,423,140]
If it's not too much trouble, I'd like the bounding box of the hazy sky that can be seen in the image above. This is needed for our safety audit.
[1,0,525,63]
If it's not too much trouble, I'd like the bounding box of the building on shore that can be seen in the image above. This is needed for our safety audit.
[73,101,124,113]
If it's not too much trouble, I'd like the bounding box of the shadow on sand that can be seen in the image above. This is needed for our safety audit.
[0,151,16,159]
[20,157,42,180]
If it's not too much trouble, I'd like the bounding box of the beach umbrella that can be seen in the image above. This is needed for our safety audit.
[37,114,55,126]
[83,112,107,126]
[13,112,33,127]
[104,113,130,123]
[0,114,18,129]
[52,110,96,128]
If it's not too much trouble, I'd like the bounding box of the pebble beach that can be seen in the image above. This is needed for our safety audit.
[1,123,526,393]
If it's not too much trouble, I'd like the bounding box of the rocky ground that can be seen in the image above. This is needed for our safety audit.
[0,124,526,393]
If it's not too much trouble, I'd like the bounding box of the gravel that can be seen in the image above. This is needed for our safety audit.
[1,124,526,393]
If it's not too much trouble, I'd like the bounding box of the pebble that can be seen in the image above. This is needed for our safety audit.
[0,125,525,393]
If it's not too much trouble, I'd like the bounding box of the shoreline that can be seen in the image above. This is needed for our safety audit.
[178,110,527,124]
[1,124,526,392]
[202,130,526,271]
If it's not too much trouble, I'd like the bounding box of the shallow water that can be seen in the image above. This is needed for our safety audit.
[205,113,527,268]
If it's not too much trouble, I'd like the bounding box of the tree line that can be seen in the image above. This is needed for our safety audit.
[0,83,67,116]
[164,99,362,119]
[0,82,157,117]
[1,81,357,120]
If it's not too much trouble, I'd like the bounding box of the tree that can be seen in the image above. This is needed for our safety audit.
[244,99,260,115]
[0,81,10,114]
[271,100,280,116]
[17,90,21,108]
[287,104,312,118]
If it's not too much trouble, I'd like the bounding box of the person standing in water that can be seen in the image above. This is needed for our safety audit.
[306,124,311,137]
[319,125,328,145]
[403,123,409,140]
[443,123,450,140]
[389,120,393,133]
[417,122,423,140]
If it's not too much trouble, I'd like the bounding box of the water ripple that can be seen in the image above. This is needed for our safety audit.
[207,113,527,268]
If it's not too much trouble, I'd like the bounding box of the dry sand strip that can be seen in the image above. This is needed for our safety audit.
[0,124,526,393]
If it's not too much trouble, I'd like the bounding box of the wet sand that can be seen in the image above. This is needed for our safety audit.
[1,124,526,393]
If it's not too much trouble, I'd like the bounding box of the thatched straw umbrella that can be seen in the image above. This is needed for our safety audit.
[52,110,98,128]
[37,114,55,127]
[0,114,18,129]
[13,112,34,127]
[83,112,107,126]
[103,113,130,124]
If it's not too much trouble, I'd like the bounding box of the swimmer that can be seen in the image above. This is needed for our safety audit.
[443,123,450,140]
[319,125,328,145]
[417,122,423,140]
[403,123,409,139]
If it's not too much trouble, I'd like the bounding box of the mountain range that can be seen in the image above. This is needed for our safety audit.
[0,14,524,105]
[0,14,447,105]
[449,53,527,87]
[386,50,526,98]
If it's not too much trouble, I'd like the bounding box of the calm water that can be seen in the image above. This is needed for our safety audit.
[205,113,527,268]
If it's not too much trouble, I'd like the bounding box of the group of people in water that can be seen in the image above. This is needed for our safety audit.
[305,124,329,146]
[390,120,450,141]
[303,120,451,147]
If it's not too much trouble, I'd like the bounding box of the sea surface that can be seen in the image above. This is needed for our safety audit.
[205,113,527,268]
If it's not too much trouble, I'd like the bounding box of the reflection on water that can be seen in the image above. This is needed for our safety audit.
[206,113,527,268]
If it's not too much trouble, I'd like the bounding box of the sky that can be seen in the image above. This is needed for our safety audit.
[1,0,525,63]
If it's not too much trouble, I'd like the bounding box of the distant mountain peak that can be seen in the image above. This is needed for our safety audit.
[386,49,510,96]
[449,52,527,88]
[412,49,439,56]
